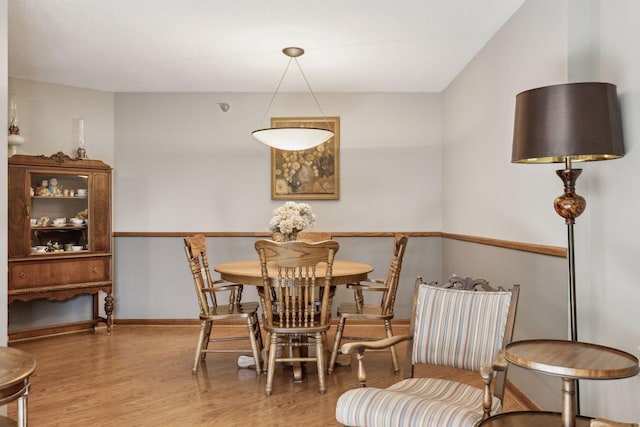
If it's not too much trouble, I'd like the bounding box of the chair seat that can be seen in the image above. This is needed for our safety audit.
[335,377,502,427]
[202,301,260,319]
[337,302,393,319]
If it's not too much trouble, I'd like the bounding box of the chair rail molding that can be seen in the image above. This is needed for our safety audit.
[113,231,566,258]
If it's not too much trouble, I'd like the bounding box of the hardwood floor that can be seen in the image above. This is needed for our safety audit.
[7,324,528,426]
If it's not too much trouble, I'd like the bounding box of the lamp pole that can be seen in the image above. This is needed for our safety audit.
[553,157,586,413]
[554,157,585,341]
[566,220,579,343]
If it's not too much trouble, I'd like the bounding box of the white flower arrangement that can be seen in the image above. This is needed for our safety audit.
[269,201,316,237]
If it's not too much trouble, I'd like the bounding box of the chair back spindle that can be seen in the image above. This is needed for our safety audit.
[257,240,337,331]
[380,234,408,315]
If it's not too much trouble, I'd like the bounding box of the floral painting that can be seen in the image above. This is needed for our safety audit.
[271,116,340,200]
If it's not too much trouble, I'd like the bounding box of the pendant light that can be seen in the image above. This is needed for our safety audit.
[252,47,334,150]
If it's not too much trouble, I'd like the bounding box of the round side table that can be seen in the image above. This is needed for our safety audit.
[501,340,639,427]
[0,347,36,427]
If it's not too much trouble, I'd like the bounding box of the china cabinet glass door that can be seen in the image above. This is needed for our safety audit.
[29,172,90,254]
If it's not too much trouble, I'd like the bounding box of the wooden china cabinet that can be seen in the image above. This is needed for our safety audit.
[8,152,113,340]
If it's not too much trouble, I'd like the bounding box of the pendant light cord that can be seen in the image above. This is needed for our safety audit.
[258,58,293,127]
[258,55,331,129]
[292,57,330,124]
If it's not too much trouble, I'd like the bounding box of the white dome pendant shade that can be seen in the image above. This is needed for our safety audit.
[252,127,333,150]
[252,47,334,151]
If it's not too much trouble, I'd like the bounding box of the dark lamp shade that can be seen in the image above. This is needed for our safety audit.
[512,82,624,163]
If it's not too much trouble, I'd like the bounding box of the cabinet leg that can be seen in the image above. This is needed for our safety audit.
[104,293,114,335]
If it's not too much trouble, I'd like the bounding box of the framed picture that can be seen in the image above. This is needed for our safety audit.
[271,116,340,200]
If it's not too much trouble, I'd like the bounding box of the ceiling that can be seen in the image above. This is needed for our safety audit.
[8,0,525,93]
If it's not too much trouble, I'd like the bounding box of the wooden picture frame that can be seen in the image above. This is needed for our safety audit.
[271,116,340,200]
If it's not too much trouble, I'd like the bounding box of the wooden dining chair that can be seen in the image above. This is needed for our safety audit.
[184,234,263,374]
[254,239,339,396]
[328,234,408,374]
[335,275,520,427]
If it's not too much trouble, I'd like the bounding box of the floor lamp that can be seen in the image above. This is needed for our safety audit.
[511,82,625,413]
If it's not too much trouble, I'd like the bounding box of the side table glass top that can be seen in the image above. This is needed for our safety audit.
[505,339,640,379]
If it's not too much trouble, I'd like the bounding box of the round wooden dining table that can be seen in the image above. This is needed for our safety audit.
[214,259,373,287]
[214,259,373,382]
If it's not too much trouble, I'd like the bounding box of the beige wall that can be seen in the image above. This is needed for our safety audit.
[111,90,444,321]
[442,0,571,410]
[443,0,569,245]
[443,0,640,421]
[7,77,114,164]
[113,92,443,232]
[114,236,442,322]
[579,0,640,417]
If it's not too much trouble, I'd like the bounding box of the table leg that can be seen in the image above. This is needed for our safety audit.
[290,336,308,382]
[17,388,28,427]
[561,378,576,427]
[285,334,317,382]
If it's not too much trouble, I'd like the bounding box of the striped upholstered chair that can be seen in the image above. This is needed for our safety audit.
[335,276,519,427]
